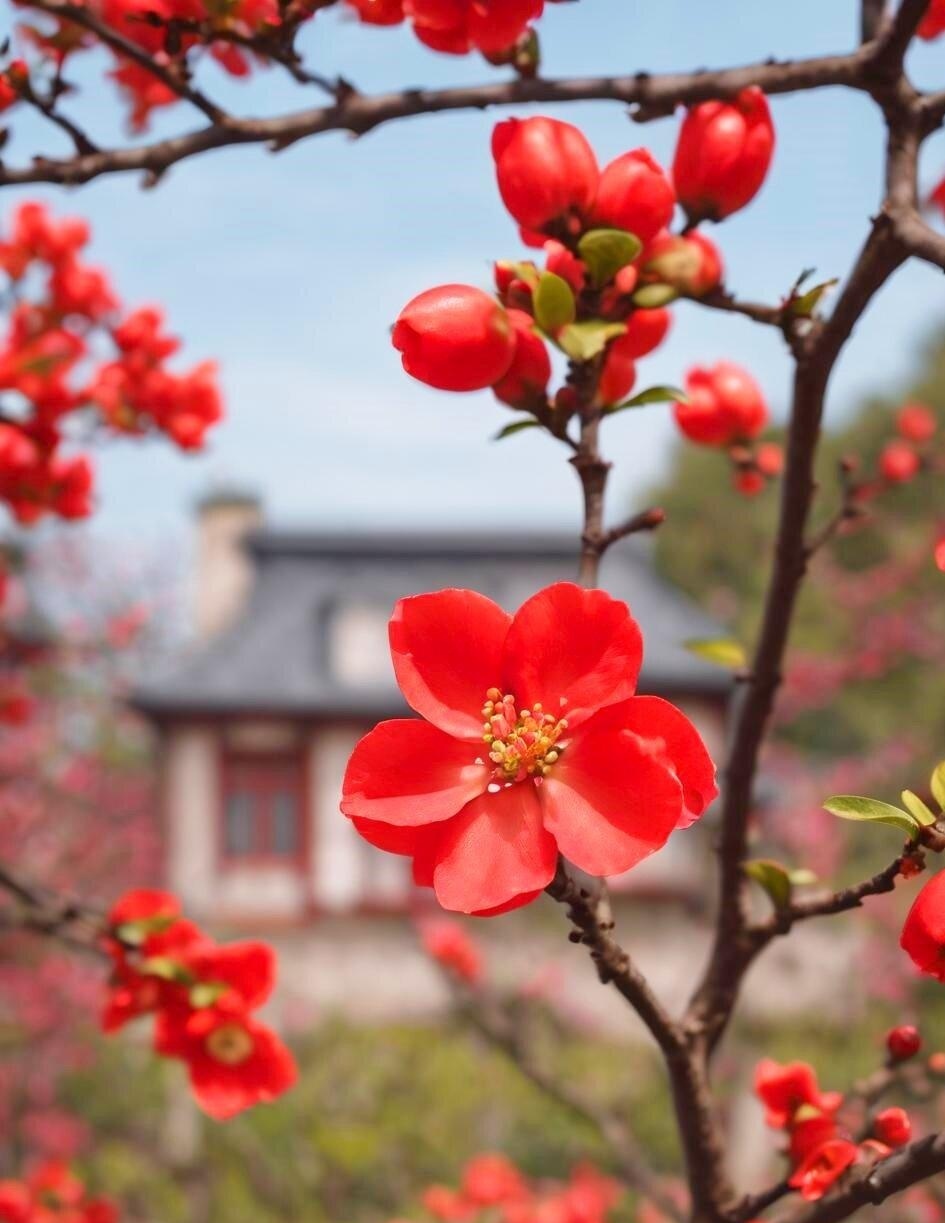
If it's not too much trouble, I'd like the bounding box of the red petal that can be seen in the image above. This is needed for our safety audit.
[189,1022,297,1120]
[108,888,180,926]
[351,815,440,857]
[539,726,683,876]
[430,784,557,914]
[502,583,642,729]
[390,589,511,739]
[341,718,488,825]
[592,696,718,827]
[185,941,276,1010]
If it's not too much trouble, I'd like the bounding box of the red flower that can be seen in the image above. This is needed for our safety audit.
[935,537,945,573]
[879,440,920,484]
[873,1107,912,1148]
[674,363,768,446]
[347,0,404,24]
[754,1059,842,1128]
[341,583,717,915]
[492,309,551,409]
[461,1154,529,1205]
[393,285,515,392]
[492,117,598,234]
[422,919,483,983]
[919,0,945,39]
[642,230,723,298]
[465,0,542,54]
[789,1112,841,1165]
[673,87,775,224]
[156,999,297,1120]
[788,1139,859,1202]
[590,149,676,246]
[544,240,586,294]
[901,871,945,981]
[887,1024,922,1062]
[896,402,936,443]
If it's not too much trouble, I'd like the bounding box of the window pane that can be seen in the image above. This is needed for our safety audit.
[271,790,299,856]
[225,791,255,856]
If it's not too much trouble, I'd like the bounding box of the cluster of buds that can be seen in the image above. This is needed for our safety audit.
[393,103,778,447]
[102,889,296,1120]
[349,0,550,69]
[420,919,483,984]
[755,1059,912,1202]
[419,1154,621,1223]
[0,1161,117,1223]
[877,402,937,486]
[0,201,222,525]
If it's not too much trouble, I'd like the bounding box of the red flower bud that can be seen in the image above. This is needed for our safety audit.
[873,1107,911,1148]
[347,0,404,24]
[879,440,920,484]
[675,362,768,447]
[896,401,936,443]
[393,284,515,391]
[597,344,636,406]
[544,240,585,294]
[492,116,598,233]
[919,0,945,39]
[734,469,765,497]
[643,229,723,297]
[591,149,676,246]
[887,1024,922,1062]
[492,308,551,409]
[614,308,671,360]
[901,872,945,982]
[673,87,775,224]
[935,537,945,573]
[467,0,542,54]
[756,442,784,477]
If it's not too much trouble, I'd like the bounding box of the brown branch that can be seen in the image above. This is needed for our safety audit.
[860,0,889,43]
[892,210,945,270]
[456,985,683,1219]
[687,288,788,331]
[0,46,873,188]
[0,862,107,957]
[762,849,911,930]
[546,864,736,1221]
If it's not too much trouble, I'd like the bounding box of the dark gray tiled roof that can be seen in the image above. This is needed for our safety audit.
[134,530,731,717]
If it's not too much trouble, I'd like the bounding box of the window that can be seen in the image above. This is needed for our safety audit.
[222,755,304,863]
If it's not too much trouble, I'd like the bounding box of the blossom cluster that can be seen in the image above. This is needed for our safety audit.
[4,0,557,132]
[415,1154,621,1223]
[755,1059,911,1202]
[101,889,296,1120]
[0,1161,117,1223]
[0,201,222,525]
[392,102,780,495]
[341,582,717,915]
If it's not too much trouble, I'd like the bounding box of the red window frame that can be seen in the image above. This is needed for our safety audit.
[219,752,307,868]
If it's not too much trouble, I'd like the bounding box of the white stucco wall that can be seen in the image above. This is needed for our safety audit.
[164,723,219,921]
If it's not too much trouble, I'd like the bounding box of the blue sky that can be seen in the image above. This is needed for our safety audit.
[4,0,945,545]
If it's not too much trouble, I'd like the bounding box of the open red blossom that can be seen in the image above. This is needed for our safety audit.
[393,285,516,392]
[492,117,599,235]
[789,1112,842,1165]
[754,1059,843,1129]
[788,1139,859,1202]
[590,149,676,246]
[341,583,717,915]
[673,87,775,224]
[155,999,297,1120]
[901,871,945,981]
[675,362,768,446]
[422,919,483,983]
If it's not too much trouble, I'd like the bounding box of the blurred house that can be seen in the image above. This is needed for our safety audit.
[134,492,769,1024]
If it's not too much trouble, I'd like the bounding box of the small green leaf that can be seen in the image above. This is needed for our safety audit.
[607,384,687,414]
[631,283,678,309]
[533,272,576,332]
[114,913,177,946]
[788,868,818,886]
[744,859,791,910]
[493,418,541,441]
[141,956,194,984]
[577,228,642,289]
[823,795,919,839]
[790,278,839,318]
[931,760,945,811]
[902,790,937,827]
[556,320,626,362]
[683,637,747,670]
[190,980,229,1009]
[496,260,539,289]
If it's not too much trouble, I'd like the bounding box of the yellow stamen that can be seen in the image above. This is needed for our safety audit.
[481,688,568,783]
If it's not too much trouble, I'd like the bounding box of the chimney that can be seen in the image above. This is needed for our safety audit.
[194,488,263,639]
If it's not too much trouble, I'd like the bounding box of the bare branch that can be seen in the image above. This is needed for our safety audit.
[0,862,107,957]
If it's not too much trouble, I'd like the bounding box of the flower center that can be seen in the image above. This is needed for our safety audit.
[481,688,567,783]
[205,1022,254,1066]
